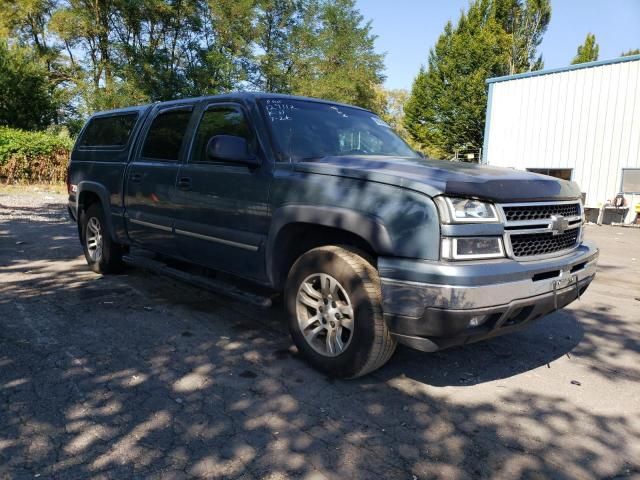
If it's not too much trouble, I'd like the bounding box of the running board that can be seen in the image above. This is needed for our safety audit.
[122,254,273,308]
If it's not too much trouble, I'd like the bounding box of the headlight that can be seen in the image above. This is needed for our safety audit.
[441,237,505,260]
[435,196,499,223]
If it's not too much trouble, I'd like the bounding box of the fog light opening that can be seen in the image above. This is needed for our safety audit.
[468,315,488,328]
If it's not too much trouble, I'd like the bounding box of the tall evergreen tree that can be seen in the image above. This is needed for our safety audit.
[404,0,510,158]
[571,33,599,65]
[290,0,385,110]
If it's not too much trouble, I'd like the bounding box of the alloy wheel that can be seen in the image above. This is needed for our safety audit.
[86,216,103,263]
[296,273,355,357]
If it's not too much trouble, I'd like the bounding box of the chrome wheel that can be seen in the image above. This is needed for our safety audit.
[86,216,103,263]
[296,273,355,357]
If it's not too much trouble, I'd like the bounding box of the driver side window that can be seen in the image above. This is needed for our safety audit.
[190,105,254,163]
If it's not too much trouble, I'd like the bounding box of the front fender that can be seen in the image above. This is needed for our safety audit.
[268,204,394,253]
[265,204,395,287]
[267,169,442,287]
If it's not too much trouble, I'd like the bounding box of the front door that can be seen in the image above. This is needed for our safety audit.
[124,104,195,255]
[173,102,271,281]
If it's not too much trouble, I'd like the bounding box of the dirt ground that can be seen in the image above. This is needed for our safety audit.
[1,190,639,480]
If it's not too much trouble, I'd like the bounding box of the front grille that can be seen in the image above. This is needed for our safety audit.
[503,203,580,222]
[510,229,580,258]
[500,201,583,259]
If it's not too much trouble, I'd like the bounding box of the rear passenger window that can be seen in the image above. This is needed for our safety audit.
[79,113,138,148]
[141,109,192,161]
[190,106,254,162]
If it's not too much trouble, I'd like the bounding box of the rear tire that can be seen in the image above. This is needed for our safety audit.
[285,246,396,378]
[80,203,125,274]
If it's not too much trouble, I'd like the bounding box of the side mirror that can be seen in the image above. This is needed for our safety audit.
[206,135,259,166]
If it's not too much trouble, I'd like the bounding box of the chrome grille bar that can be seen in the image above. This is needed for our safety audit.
[498,200,584,261]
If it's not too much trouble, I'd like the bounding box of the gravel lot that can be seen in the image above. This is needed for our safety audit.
[1,189,639,480]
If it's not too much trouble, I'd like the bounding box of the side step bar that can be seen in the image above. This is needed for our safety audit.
[122,254,273,308]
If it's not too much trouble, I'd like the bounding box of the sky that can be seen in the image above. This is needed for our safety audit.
[356,0,640,90]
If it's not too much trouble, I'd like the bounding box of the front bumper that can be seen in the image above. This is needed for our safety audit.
[379,242,599,352]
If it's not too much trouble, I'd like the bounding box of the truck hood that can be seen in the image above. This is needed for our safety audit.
[293,156,581,202]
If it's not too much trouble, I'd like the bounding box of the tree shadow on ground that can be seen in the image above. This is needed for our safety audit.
[1,200,639,479]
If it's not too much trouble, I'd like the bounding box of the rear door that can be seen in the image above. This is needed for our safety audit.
[173,101,271,280]
[124,104,195,255]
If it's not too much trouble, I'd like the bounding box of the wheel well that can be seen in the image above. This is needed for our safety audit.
[78,191,101,214]
[272,223,377,288]
[77,191,101,239]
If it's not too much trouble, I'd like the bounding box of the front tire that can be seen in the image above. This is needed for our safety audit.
[80,203,125,274]
[285,246,396,378]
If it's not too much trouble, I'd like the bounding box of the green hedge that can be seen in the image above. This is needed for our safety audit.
[0,126,73,183]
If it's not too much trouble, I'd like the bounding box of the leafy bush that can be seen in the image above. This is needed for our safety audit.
[0,127,73,183]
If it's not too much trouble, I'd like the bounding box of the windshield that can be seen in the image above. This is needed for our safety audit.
[260,98,419,162]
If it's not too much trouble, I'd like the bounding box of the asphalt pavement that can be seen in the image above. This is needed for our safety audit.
[1,190,639,479]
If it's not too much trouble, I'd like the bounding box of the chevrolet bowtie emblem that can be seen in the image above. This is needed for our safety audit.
[550,215,569,235]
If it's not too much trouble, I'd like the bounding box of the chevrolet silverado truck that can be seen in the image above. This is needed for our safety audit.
[67,93,599,378]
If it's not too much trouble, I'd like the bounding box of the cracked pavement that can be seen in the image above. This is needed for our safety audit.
[1,190,639,479]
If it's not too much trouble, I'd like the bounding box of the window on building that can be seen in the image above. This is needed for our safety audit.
[621,169,640,193]
[141,108,193,161]
[526,168,573,181]
[79,113,138,148]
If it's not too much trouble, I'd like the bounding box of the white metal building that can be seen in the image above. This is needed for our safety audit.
[482,55,640,210]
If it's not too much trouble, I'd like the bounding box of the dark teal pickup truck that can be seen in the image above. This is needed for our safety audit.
[67,93,598,378]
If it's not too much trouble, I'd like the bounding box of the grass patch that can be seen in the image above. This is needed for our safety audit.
[0,182,67,195]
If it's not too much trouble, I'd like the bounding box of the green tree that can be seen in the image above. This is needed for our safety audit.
[495,0,551,73]
[0,41,59,130]
[290,0,385,110]
[48,0,250,110]
[0,0,78,125]
[404,0,510,158]
[49,0,131,111]
[1,0,386,124]
[621,48,640,57]
[110,0,199,100]
[571,33,599,65]
[203,0,258,92]
[253,0,301,93]
[0,0,58,68]
[372,87,414,144]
